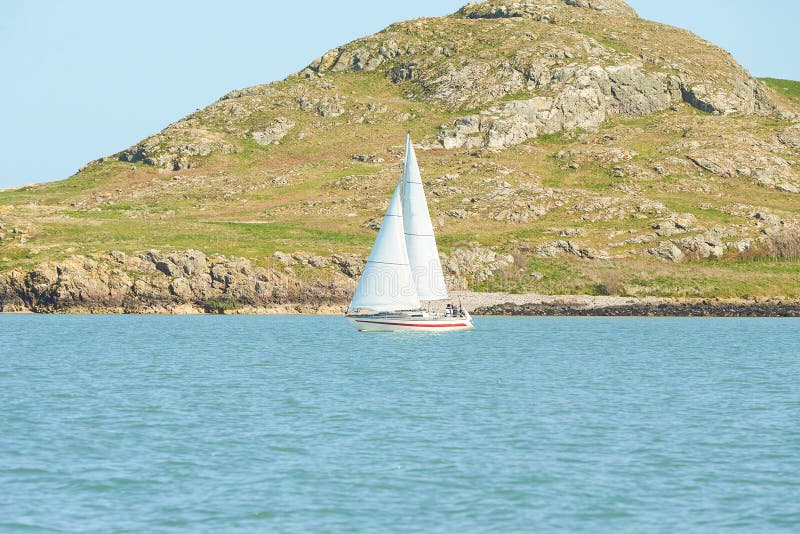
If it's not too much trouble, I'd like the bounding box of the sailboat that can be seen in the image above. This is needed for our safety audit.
[345,134,475,332]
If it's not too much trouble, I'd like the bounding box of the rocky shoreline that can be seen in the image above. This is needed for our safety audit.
[0,250,357,315]
[461,292,800,317]
[2,265,799,318]
[1,249,798,317]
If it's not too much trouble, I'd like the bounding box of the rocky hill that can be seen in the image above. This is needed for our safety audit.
[2,0,800,313]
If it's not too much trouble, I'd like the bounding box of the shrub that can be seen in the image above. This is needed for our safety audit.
[594,269,627,296]
[739,228,800,261]
[202,298,240,314]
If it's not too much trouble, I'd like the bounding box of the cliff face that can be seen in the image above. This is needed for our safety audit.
[2,0,800,311]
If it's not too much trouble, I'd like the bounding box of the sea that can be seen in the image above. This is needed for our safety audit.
[1,315,798,532]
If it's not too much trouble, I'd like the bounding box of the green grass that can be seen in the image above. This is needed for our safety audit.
[760,78,800,101]
[594,37,635,56]
[0,161,133,206]
[203,221,373,258]
[500,90,532,102]
[201,298,242,314]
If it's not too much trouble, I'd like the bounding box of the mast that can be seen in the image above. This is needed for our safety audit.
[401,133,449,301]
[348,176,421,313]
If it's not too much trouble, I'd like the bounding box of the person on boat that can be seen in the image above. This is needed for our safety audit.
[445,303,453,317]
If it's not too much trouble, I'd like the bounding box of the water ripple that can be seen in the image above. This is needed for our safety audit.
[0,315,798,531]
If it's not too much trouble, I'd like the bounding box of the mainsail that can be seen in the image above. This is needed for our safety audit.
[348,176,421,312]
[401,134,449,301]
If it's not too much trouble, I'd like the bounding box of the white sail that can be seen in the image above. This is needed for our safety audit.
[401,134,449,301]
[348,176,421,313]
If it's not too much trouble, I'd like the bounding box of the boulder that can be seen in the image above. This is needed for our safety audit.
[252,117,295,145]
[676,233,726,259]
[778,126,800,151]
[647,241,685,263]
[331,254,365,278]
[533,240,609,259]
[168,250,208,277]
[687,154,737,178]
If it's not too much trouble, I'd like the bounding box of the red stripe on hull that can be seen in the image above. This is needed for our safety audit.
[355,320,468,328]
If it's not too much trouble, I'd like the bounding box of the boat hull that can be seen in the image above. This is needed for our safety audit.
[346,313,474,332]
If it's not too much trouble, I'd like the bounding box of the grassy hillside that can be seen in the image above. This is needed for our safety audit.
[2,0,800,299]
[761,78,800,101]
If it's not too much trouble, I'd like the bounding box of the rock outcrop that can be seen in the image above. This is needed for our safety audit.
[534,240,610,260]
[687,151,799,193]
[439,65,683,149]
[302,0,775,152]
[444,244,516,289]
[251,117,295,145]
[437,63,776,150]
[120,128,237,170]
[459,0,638,19]
[0,250,356,314]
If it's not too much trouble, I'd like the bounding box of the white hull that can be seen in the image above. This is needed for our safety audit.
[346,312,474,333]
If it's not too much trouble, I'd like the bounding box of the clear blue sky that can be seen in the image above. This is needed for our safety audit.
[1,0,797,188]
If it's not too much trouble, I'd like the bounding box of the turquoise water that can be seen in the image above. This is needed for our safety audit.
[1,316,799,532]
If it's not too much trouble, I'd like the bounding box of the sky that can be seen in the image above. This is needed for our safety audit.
[1,0,798,189]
